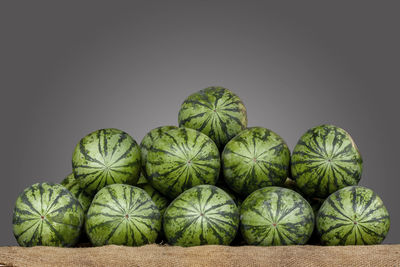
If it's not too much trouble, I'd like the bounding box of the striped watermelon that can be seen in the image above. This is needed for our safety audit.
[146,127,220,199]
[316,186,390,245]
[61,173,92,214]
[291,125,363,199]
[163,185,239,246]
[85,184,161,246]
[178,86,247,150]
[240,186,314,246]
[140,125,178,178]
[72,128,141,196]
[137,174,169,216]
[12,182,84,247]
[222,127,290,196]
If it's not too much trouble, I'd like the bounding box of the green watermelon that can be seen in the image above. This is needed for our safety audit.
[240,186,314,246]
[85,184,161,246]
[140,125,178,178]
[13,182,84,247]
[72,128,141,196]
[137,174,169,216]
[316,186,390,245]
[291,124,363,199]
[222,127,290,196]
[178,86,247,150]
[163,185,239,246]
[146,127,220,199]
[61,173,92,214]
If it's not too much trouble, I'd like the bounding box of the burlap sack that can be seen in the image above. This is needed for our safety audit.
[1,244,399,267]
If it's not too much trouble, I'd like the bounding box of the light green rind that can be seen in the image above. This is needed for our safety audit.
[316,186,390,245]
[291,124,363,199]
[222,127,290,196]
[140,126,178,178]
[85,184,161,246]
[61,173,92,214]
[163,185,239,247]
[72,128,141,196]
[240,186,314,246]
[146,127,220,199]
[137,174,170,216]
[178,86,247,150]
[13,182,84,247]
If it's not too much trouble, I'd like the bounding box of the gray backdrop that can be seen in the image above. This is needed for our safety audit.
[1,1,399,245]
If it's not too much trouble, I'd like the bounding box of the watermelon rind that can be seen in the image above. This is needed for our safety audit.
[178,86,247,150]
[140,125,178,178]
[146,127,220,199]
[163,185,239,247]
[72,128,141,196]
[85,184,161,246]
[240,186,314,246]
[12,182,84,247]
[291,124,363,199]
[316,186,390,245]
[222,127,290,196]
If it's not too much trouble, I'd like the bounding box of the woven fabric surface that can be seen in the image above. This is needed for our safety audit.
[0,244,399,267]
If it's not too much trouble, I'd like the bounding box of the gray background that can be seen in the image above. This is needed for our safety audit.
[1,0,399,245]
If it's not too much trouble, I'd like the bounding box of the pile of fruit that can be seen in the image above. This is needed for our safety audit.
[12,87,390,247]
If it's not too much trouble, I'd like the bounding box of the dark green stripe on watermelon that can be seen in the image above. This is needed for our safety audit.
[13,182,84,247]
[140,125,178,178]
[85,184,161,246]
[316,186,390,245]
[240,186,314,246]
[146,127,220,199]
[222,127,290,197]
[178,87,247,150]
[163,185,239,247]
[72,128,141,196]
[291,124,363,199]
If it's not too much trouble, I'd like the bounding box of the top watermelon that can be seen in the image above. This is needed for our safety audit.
[178,86,247,150]
[72,128,141,196]
[291,125,363,199]
[140,125,178,178]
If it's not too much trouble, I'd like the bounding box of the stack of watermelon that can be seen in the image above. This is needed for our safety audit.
[12,86,390,247]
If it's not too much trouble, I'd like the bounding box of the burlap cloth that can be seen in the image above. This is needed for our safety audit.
[0,244,399,267]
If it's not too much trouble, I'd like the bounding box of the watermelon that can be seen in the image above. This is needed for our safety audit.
[222,127,290,196]
[316,186,390,245]
[61,173,92,214]
[163,185,239,246]
[140,125,178,178]
[291,124,363,199]
[85,184,161,246]
[72,128,141,196]
[137,174,169,216]
[178,86,247,150]
[240,186,314,246]
[146,127,220,199]
[12,182,84,247]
